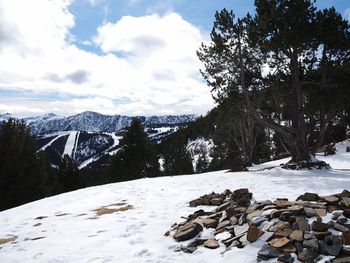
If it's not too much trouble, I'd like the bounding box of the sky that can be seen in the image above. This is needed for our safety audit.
[0,0,349,117]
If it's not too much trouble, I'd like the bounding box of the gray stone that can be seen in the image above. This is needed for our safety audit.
[257,244,281,260]
[251,216,268,227]
[173,222,203,241]
[203,238,219,249]
[229,216,238,225]
[295,216,309,231]
[297,192,320,202]
[334,223,349,232]
[290,230,303,242]
[319,236,343,256]
[298,248,319,262]
[303,238,319,252]
[278,253,294,263]
[234,223,249,236]
[216,220,230,231]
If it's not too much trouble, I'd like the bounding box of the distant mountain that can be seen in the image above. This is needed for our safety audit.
[23,111,196,135]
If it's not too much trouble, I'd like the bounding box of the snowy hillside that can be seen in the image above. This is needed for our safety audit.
[0,141,349,262]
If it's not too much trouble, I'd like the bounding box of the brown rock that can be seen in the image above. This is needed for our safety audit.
[203,238,219,249]
[328,204,340,212]
[210,198,223,206]
[342,197,350,207]
[202,218,218,228]
[295,216,309,231]
[322,195,339,203]
[246,225,260,242]
[334,257,350,263]
[343,209,350,218]
[280,244,297,253]
[290,230,303,241]
[297,192,320,202]
[314,208,327,217]
[275,228,293,237]
[342,232,350,245]
[216,220,231,231]
[269,237,290,248]
[173,222,203,241]
[312,221,331,232]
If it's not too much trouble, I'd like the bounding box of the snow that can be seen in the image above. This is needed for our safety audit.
[186,137,214,171]
[1,141,350,262]
[62,131,79,157]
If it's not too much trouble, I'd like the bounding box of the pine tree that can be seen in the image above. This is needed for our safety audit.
[163,144,193,175]
[58,154,80,192]
[108,118,160,181]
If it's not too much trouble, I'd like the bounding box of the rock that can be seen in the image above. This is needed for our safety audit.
[295,216,309,231]
[216,220,231,231]
[246,210,263,222]
[303,237,319,252]
[319,236,343,256]
[229,216,238,225]
[239,234,250,247]
[334,257,350,263]
[312,221,331,232]
[343,209,350,218]
[278,253,294,263]
[268,237,290,248]
[298,248,319,262]
[337,217,348,225]
[340,190,350,198]
[203,238,219,249]
[297,192,320,202]
[342,232,350,245]
[334,223,349,232]
[257,244,282,260]
[251,216,268,227]
[290,230,303,242]
[315,208,327,217]
[246,225,260,242]
[304,207,317,217]
[275,228,293,237]
[210,198,223,206]
[342,197,350,207]
[322,195,339,203]
[215,202,231,212]
[280,244,296,253]
[202,218,218,228]
[173,222,203,241]
[260,232,275,242]
[303,231,316,240]
[273,199,293,208]
[175,245,198,253]
[346,146,350,153]
[313,231,331,239]
[234,223,249,236]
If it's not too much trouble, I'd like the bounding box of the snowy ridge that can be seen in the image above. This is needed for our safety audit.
[0,141,350,262]
[22,111,196,135]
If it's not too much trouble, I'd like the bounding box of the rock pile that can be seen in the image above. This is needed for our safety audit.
[167,188,350,262]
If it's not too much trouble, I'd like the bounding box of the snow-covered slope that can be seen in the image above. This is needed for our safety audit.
[0,141,349,262]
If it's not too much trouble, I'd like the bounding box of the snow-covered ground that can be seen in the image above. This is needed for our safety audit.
[0,141,350,262]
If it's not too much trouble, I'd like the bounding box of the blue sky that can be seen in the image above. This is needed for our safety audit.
[0,0,349,117]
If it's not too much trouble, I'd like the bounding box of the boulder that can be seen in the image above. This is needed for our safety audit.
[173,222,203,241]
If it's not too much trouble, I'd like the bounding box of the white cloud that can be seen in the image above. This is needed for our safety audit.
[0,1,214,117]
[344,8,350,21]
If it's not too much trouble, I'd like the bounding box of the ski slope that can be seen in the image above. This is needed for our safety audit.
[0,140,350,262]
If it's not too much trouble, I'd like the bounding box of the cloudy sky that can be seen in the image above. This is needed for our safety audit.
[0,0,349,117]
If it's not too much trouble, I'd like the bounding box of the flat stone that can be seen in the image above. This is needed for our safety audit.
[216,220,231,231]
[298,248,319,262]
[304,207,317,217]
[334,223,349,232]
[246,225,260,242]
[260,231,274,242]
[313,231,331,239]
[295,216,309,231]
[215,202,231,212]
[312,221,331,232]
[315,208,327,217]
[342,232,350,245]
[257,244,281,260]
[251,216,268,227]
[229,216,238,225]
[202,218,218,228]
[268,237,290,248]
[210,198,223,206]
[334,257,350,263]
[297,192,320,202]
[239,234,249,246]
[342,197,350,207]
[322,195,339,203]
[290,230,303,241]
[246,203,260,214]
[343,209,350,218]
[203,238,219,249]
[280,244,296,253]
[278,253,294,263]
[275,228,293,237]
[303,238,319,252]
[246,210,263,222]
[234,223,249,236]
[319,236,343,256]
[173,222,203,241]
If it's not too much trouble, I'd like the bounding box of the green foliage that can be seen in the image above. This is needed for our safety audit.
[58,154,80,192]
[162,143,193,176]
[107,118,160,181]
[0,119,56,211]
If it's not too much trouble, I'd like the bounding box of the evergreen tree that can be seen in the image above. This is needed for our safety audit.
[198,2,350,163]
[0,119,54,211]
[163,144,193,175]
[195,151,209,173]
[58,154,80,192]
[108,118,160,181]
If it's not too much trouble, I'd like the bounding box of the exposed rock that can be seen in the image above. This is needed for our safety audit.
[314,208,327,217]
[246,225,260,243]
[257,244,282,260]
[269,237,290,248]
[295,216,309,231]
[173,222,203,241]
[319,236,343,256]
[260,231,275,242]
[202,218,218,228]
[303,237,319,252]
[203,238,219,249]
[290,230,303,242]
[275,228,293,237]
[216,220,230,231]
[334,257,350,263]
[312,221,331,232]
[334,223,349,232]
[298,248,319,262]
[297,192,320,202]
[322,195,339,203]
[343,209,350,218]
[342,232,350,245]
[278,253,294,263]
[234,223,249,236]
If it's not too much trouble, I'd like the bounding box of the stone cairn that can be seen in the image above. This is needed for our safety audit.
[166,188,350,262]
